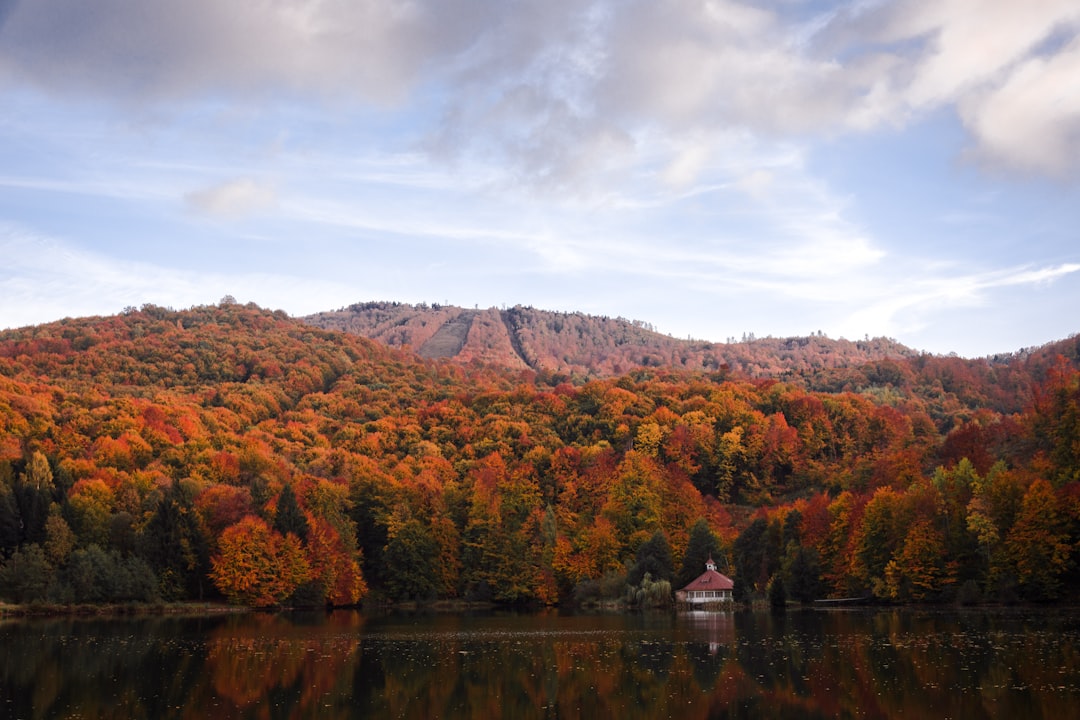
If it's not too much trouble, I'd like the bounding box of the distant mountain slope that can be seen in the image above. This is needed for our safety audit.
[303,302,920,379]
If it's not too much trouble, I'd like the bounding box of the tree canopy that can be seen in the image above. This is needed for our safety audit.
[0,303,1078,606]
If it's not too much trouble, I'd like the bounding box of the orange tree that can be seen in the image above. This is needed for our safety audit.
[210,515,310,606]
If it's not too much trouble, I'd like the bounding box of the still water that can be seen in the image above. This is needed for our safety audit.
[2,608,1079,719]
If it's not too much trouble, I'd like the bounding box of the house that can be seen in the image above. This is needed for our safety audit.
[676,558,734,605]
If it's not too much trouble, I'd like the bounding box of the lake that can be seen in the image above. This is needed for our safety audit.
[2,607,1079,718]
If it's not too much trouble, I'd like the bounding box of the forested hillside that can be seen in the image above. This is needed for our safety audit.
[307,300,1078,416]
[304,301,921,378]
[1,303,1078,608]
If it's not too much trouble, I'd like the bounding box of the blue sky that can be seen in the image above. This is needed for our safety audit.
[1,0,1078,357]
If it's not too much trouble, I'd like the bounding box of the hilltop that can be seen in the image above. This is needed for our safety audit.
[303,302,919,379]
[305,301,1080,419]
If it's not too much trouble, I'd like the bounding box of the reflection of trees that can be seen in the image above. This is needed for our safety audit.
[0,616,219,719]
[2,610,1080,718]
[686,642,727,691]
[682,611,735,692]
[205,611,362,719]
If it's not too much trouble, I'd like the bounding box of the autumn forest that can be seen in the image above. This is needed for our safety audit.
[1,302,1078,608]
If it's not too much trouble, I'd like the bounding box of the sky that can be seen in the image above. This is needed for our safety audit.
[1,0,1079,358]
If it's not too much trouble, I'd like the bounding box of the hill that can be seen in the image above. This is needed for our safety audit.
[303,302,920,379]
[305,301,1080,420]
[1,302,1078,609]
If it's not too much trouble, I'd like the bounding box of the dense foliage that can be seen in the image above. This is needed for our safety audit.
[1,303,1078,606]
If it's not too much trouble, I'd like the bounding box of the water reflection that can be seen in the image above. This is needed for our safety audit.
[2,608,1079,718]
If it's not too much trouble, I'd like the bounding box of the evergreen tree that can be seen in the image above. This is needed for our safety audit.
[273,483,309,541]
[383,518,439,601]
[140,481,209,601]
[782,509,802,547]
[627,530,674,587]
[676,519,720,588]
[0,544,52,603]
[733,518,770,595]
[0,482,21,556]
[786,546,822,604]
[769,575,787,609]
[14,453,54,547]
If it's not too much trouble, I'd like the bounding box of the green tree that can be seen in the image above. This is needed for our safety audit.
[141,481,210,601]
[60,545,159,603]
[676,519,721,589]
[14,453,54,546]
[626,572,672,608]
[0,544,53,603]
[851,487,907,597]
[768,574,787,609]
[733,518,776,597]
[627,530,674,587]
[0,482,21,556]
[786,546,822,604]
[383,518,439,602]
[273,483,309,541]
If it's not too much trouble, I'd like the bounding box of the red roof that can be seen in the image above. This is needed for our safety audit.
[680,560,734,592]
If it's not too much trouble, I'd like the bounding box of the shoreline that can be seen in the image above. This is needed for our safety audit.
[0,601,249,619]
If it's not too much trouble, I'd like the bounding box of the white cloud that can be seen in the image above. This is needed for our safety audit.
[838,261,1080,341]
[892,0,1078,107]
[185,178,277,218]
[0,0,438,105]
[4,0,1080,180]
[0,224,357,329]
[959,36,1080,176]
[850,0,1080,174]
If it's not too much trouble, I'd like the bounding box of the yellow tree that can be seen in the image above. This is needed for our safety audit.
[602,451,664,554]
[884,520,956,601]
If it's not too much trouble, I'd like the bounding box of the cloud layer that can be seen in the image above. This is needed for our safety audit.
[0,1,1077,356]
[2,0,1079,181]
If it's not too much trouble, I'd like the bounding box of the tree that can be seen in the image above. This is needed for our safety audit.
[0,544,53,603]
[626,572,672,608]
[21,451,54,492]
[0,482,21,556]
[14,453,53,546]
[850,487,907,597]
[67,478,114,547]
[733,517,783,599]
[304,518,367,606]
[1031,359,1080,485]
[141,481,210,601]
[60,545,159,603]
[43,507,76,565]
[1005,479,1071,600]
[768,574,787,609]
[883,520,955,601]
[676,519,720,589]
[273,483,309,541]
[211,516,310,607]
[786,546,822,604]
[626,530,674,587]
[602,451,664,553]
[383,518,439,602]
